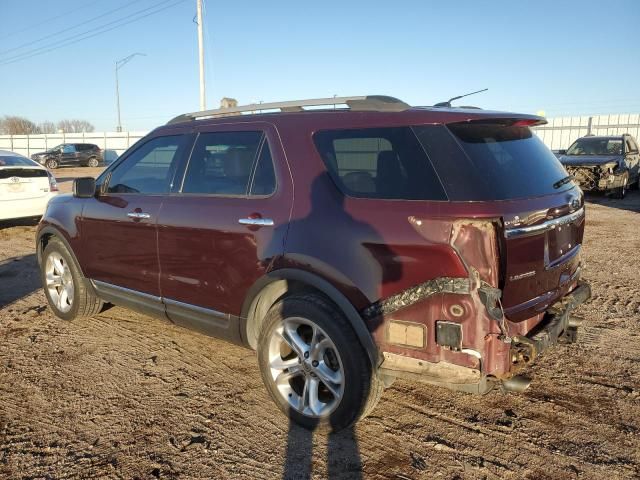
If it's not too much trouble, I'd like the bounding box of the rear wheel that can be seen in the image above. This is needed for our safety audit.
[41,237,103,321]
[257,294,383,432]
[87,157,99,167]
[45,158,58,169]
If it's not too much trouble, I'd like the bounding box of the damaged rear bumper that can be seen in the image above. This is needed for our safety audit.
[509,281,591,370]
[378,281,592,395]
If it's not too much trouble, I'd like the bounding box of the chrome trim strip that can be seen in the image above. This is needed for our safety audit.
[238,217,274,227]
[505,207,584,239]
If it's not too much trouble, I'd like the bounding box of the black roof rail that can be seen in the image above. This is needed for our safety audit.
[166,95,410,125]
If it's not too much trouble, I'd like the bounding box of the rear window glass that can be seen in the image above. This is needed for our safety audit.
[313,127,447,200]
[0,155,38,167]
[0,168,47,179]
[414,123,571,201]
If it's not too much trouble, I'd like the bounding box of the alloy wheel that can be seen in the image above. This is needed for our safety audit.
[45,252,74,313]
[267,317,345,418]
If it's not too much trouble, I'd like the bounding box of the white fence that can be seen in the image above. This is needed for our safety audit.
[534,114,640,150]
[0,131,149,163]
[2,113,639,162]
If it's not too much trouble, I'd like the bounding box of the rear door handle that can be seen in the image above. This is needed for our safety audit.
[127,212,151,219]
[238,217,274,227]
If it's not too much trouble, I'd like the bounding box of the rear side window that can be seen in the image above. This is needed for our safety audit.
[416,123,570,201]
[107,135,188,194]
[181,131,263,195]
[313,127,447,200]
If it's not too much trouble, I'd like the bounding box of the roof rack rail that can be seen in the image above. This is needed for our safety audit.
[166,95,410,125]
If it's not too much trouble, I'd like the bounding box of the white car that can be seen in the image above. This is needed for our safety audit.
[0,150,59,221]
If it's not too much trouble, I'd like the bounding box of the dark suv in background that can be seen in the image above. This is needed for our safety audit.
[36,96,591,431]
[32,143,103,169]
[558,134,640,198]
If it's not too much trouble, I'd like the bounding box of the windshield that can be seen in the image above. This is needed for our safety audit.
[414,123,573,201]
[0,155,39,167]
[566,138,623,156]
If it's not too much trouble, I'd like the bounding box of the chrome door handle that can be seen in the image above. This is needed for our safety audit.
[127,212,151,219]
[238,217,274,227]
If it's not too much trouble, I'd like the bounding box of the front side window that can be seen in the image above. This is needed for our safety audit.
[566,137,623,156]
[181,131,263,195]
[62,144,76,154]
[313,127,447,200]
[107,135,188,194]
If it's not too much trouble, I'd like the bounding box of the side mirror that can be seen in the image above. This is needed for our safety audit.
[558,149,567,155]
[73,177,96,198]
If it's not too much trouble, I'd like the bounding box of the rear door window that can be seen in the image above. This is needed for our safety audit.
[249,141,276,196]
[313,127,447,200]
[181,131,263,196]
[107,135,189,194]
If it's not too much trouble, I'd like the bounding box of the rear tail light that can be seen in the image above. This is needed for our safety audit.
[48,171,59,192]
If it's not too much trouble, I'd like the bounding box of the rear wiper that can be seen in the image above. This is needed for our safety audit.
[553,175,574,189]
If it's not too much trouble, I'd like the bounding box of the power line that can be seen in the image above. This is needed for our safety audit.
[0,0,148,56]
[0,0,186,67]
[0,0,104,40]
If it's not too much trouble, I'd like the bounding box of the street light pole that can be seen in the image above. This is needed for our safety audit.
[115,52,146,132]
[196,0,206,111]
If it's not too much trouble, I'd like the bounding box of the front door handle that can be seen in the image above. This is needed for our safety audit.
[127,212,151,219]
[238,217,274,227]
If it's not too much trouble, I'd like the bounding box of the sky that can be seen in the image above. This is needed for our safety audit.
[1,0,639,132]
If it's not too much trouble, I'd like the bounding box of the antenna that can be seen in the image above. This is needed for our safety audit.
[434,88,488,108]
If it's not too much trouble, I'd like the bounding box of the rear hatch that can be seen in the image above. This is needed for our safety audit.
[0,167,51,200]
[414,119,584,321]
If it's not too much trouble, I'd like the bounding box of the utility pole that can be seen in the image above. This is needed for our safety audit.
[115,52,146,132]
[196,0,206,111]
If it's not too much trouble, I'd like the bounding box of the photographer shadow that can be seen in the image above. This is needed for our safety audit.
[272,173,401,478]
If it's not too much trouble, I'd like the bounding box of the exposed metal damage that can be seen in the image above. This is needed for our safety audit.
[361,276,471,321]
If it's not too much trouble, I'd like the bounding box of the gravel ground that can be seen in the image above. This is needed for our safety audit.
[0,167,638,479]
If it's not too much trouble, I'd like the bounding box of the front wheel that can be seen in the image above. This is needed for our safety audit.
[41,237,103,321]
[257,294,383,432]
[611,173,628,199]
[45,158,58,169]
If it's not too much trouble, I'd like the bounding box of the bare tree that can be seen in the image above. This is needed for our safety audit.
[56,119,95,133]
[0,115,39,135]
[37,121,57,134]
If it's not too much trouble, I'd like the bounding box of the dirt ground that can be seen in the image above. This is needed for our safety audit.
[0,167,639,479]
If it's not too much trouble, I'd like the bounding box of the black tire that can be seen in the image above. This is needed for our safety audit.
[45,158,58,169]
[87,157,99,168]
[257,293,383,432]
[41,237,103,321]
[611,173,628,199]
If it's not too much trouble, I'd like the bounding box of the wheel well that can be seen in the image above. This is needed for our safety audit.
[242,272,380,369]
[37,233,53,265]
[245,279,329,350]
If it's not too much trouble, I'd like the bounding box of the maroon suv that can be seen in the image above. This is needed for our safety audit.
[36,96,591,431]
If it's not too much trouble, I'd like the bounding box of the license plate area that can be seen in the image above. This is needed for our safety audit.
[545,221,579,266]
